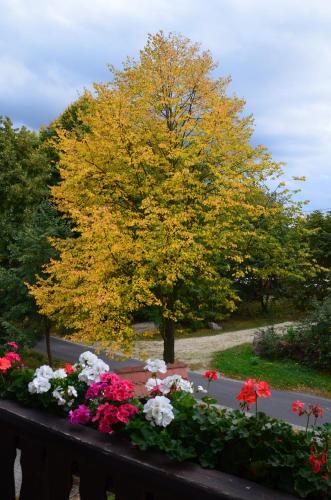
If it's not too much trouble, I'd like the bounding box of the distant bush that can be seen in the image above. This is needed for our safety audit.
[253,296,331,370]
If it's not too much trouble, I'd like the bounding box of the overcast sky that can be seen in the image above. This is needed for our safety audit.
[1,0,330,210]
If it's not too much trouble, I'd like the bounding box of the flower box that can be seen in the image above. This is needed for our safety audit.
[0,399,296,500]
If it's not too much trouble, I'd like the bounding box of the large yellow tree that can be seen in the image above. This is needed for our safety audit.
[31,32,286,362]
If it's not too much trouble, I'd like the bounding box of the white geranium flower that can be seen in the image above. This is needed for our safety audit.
[34,365,54,380]
[197,385,207,394]
[53,368,67,379]
[93,358,110,374]
[144,358,167,374]
[145,377,162,392]
[78,351,98,366]
[67,385,77,398]
[143,396,174,427]
[160,375,194,395]
[28,376,51,394]
[52,388,66,406]
[78,366,97,385]
[78,359,109,385]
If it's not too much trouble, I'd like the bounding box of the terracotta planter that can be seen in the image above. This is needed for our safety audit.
[114,362,188,396]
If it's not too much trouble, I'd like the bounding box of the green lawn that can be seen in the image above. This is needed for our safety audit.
[212,343,331,399]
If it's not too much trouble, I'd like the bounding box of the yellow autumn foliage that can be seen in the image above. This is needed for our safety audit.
[30,32,292,361]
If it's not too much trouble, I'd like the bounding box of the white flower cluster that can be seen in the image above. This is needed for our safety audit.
[28,365,56,394]
[161,375,194,394]
[143,359,196,428]
[28,363,78,407]
[52,385,78,406]
[77,351,109,385]
[143,396,174,427]
[145,374,193,395]
[144,358,167,374]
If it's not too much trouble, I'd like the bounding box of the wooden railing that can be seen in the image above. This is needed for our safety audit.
[0,399,296,500]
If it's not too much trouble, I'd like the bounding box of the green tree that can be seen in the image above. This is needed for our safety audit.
[293,210,331,305]
[0,117,70,357]
[235,191,316,313]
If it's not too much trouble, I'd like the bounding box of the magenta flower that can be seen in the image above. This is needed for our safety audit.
[85,382,107,400]
[7,341,18,350]
[5,352,21,363]
[69,405,91,425]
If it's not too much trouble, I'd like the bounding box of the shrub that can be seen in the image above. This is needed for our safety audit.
[253,296,331,370]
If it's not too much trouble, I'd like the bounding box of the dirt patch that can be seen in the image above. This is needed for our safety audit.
[133,322,293,369]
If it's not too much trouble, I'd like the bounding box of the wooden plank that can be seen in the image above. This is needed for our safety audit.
[79,461,108,500]
[20,437,48,500]
[44,445,73,500]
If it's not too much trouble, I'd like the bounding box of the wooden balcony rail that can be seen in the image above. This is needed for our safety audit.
[0,399,296,500]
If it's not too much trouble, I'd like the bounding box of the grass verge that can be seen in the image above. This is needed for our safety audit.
[212,343,331,399]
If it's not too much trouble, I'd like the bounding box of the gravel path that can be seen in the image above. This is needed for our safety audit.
[133,321,293,368]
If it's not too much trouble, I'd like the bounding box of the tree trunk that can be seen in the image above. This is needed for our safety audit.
[44,319,53,368]
[163,318,175,364]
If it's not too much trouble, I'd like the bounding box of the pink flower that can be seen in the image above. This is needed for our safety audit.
[92,402,138,433]
[100,372,120,383]
[117,403,138,423]
[7,341,18,350]
[69,405,91,425]
[92,403,120,433]
[5,352,21,363]
[292,400,305,416]
[104,379,135,402]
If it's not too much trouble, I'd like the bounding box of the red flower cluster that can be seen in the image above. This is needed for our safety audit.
[292,400,305,416]
[292,401,324,419]
[236,379,271,405]
[64,363,75,374]
[203,370,218,381]
[92,402,138,433]
[0,342,21,372]
[0,358,11,372]
[309,448,327,474]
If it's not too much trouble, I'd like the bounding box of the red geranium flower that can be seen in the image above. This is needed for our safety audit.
[309,452,327,474]
[0,357,11,372]
[292,400,305,416]
[64,363,75,374]
[236,379,257,404]
[202,370,218,381]
[311,404,324,418]
[255,381,271,398]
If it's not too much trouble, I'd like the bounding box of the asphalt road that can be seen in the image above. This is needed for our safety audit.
[34,336,331,427]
